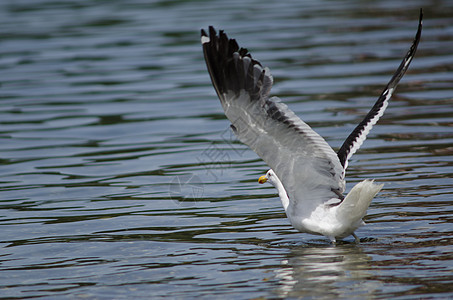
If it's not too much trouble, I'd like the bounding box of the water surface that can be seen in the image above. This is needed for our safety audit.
[1,0,452,298]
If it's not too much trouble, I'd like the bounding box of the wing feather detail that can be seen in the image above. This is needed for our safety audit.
[337,9,423,170]
[202,26,345,214]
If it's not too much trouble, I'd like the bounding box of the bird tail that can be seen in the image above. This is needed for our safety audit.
[337,180,383,224]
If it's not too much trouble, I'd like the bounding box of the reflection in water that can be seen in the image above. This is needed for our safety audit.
[274,245,377,298]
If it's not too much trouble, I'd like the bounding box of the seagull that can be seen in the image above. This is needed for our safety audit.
[201,10,422,243]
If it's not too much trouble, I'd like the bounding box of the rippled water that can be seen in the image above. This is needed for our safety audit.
[1,0,452,298]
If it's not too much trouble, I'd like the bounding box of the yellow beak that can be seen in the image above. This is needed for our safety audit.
[258,175,268,184]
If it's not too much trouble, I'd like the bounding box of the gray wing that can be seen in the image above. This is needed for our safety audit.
[201,27,345,214]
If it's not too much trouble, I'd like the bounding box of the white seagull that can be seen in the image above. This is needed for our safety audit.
[201,10,422,243]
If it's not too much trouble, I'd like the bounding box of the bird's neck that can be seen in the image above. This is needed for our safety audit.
[272,174,289,211]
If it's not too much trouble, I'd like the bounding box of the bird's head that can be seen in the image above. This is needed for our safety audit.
[258,169,276,185]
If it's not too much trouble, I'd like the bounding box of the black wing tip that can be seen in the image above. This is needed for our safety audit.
[337,9,423,169]
[415,8,423,42]
[201,26,248,55]
[201,26,270,101]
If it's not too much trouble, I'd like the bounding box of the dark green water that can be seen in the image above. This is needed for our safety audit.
[1,0,452,298]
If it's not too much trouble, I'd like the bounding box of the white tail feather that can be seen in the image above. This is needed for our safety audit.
[337,180,383,224]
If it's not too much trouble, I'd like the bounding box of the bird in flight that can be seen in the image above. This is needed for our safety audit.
[201,10,422,243]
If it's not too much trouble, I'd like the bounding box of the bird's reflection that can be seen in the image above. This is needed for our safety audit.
[273,242,378,298]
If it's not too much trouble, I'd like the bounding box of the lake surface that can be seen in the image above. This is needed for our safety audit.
[1,0,452,298]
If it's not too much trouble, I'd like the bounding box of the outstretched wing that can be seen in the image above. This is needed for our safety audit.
[337,9,423,170]
[201,26,345,215]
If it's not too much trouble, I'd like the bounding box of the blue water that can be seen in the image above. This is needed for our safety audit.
[1,0,452,298]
